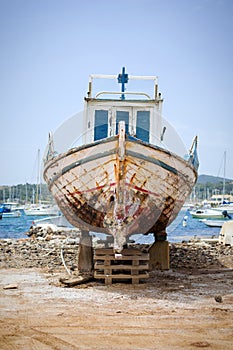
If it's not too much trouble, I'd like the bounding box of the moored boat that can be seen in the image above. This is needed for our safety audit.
[212,202,233,215]
[201,218,233,228]
[43,67,199,251]
[190,208,226,219]
[32,214,73,227]
[190,207,232,219]
[23,204,60,216]
[0,203,21,219]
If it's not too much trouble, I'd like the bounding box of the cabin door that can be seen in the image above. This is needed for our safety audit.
[113,107,133,136]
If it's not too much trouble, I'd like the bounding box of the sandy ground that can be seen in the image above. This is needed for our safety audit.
[0,265,233,350]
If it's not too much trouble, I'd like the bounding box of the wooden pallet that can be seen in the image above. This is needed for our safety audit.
[96,236,135,248]
[94,248,149,285]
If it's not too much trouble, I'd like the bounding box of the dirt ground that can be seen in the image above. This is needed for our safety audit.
[0,264,233,350]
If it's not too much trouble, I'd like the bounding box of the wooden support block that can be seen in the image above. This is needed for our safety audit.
[78,230,93,273]
[149,240,170,271]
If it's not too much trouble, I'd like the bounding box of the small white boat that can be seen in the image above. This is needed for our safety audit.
[32,215,73,227]
[0,203,21,219]
[190,208,226,219]
[201,218,233,228]
[212,203,233,215]
[24,204,60,216]
[2,211,21,218]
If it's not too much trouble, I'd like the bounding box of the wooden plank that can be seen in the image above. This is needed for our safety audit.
[94,273,149,279]
[94,263,149,270]
[94,248,144,255]
[94,255,149,261]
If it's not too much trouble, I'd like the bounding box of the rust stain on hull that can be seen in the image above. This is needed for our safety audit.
[43,71,199,252]
[44,136,197,251]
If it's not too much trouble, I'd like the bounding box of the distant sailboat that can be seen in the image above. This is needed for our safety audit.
[213,151,233,213]
[24,149,60,216]
[191,151,233,220]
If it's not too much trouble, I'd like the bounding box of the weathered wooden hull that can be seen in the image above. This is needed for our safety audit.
[44,135,197,251]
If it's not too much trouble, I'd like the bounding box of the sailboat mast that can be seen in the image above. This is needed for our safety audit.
[36,149,41,204]
[222,150,226,203]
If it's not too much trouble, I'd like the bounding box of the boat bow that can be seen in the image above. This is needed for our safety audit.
[43,68,198,252]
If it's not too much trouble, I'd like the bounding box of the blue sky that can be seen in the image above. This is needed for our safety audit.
[1,0,233,185]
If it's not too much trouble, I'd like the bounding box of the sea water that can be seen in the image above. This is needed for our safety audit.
[0,209,220,242]
[131,209,220,244]
[0,212,43,239]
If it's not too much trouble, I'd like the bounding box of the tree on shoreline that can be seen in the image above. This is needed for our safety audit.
[0,183,54,204]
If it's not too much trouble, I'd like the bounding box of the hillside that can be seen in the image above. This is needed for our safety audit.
[197,174,233,184]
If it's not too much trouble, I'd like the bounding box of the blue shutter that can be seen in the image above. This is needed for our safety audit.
[136,111,150,142]
[94,110,108,141]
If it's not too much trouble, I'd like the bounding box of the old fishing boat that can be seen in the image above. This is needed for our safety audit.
[43,68,199,251]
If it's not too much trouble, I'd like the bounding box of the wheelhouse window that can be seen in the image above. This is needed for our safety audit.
[136,111,150,142]
[116,111,129,135]
[94,110,108,141]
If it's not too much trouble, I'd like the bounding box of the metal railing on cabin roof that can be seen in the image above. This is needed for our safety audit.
[87,67,159,100]
[89,74,158,81]
[95,91,152,99]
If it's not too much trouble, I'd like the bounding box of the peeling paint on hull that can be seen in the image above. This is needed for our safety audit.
[44,135,197,250]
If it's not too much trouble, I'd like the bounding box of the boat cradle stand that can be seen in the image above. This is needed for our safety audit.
[93,242,170,285]
[148,240,170,271]
[78,231,170,285]
[94,248,150,285]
